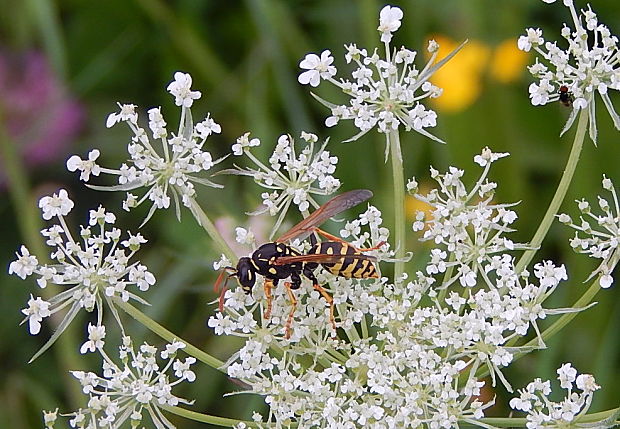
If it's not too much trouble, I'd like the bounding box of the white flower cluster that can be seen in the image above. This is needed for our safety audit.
[519,0,620,142]
[60,337,194,429]
[298,5,463,152]
[224,131,341,238]
[9,189,154,360]
[559,175,620,288]
[207,179,580,427]
[510,363,600,428]
[67,72,224,225]
[410,147,527,288]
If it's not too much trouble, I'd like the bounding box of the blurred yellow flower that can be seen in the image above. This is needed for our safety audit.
[428,36,529,113]
[428,35,490,113]
[490,38,529,84]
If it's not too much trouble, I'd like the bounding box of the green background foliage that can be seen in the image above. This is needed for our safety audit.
[0,0,618,427]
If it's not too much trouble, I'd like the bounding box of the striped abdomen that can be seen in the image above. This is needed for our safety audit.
[308,241,378,279]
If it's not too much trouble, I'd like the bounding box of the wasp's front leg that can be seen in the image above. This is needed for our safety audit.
[263,278,276,320]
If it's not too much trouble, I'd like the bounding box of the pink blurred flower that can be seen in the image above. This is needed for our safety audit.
[0,50,84,180]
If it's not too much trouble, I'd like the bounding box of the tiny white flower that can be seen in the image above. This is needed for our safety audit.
[43,408,58,428]
[232,132,261,155]
[557,363,577,388]
[66,149,101,181]
[9,245,38,279]
[377,5,403,43]
[106,103,138,128]
[167,71,202,107]
[21,295,51,335]
[38,189,74,220]
[298,50,337,87]
[80,323,106,354]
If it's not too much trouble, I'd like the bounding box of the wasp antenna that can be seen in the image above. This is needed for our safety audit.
[218,285,229,312]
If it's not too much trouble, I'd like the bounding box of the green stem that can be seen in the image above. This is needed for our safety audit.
[162,405,269,428]
[516,109,588,273]
[479,407,619,427]
[389,129,406,279]
[0,109,83,407]
[189,197,237,262]
[116,300,225,371]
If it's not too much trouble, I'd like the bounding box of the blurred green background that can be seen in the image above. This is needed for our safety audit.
[1,0,619,427]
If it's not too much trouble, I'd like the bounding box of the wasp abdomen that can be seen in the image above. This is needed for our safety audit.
[309,242,378,279]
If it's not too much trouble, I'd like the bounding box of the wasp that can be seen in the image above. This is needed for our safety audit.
[214,189,383,338]
[559,85,573,107]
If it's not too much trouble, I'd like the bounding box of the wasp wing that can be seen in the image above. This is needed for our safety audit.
[276,189,373,243]
[274,252,377,265]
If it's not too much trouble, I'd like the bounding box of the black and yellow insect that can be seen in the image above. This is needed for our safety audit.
[214,189,382,338]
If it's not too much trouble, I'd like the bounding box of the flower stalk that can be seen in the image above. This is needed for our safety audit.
[516,108,588,273]
[388,129,406,279]
[188,197,237,262]
[162,405,270,428]
[116,300,225,371]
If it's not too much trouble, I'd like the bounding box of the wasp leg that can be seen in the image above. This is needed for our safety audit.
[312,227,386,252]
[263,278,277,320]
[283,281,297,339]
[303,266,337,335]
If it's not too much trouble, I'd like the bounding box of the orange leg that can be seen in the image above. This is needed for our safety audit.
[283,282,297,339]
[313,282,337,336]
[263,278,274,320]
[312,228,386,252]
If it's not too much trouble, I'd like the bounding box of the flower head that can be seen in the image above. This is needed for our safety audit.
[63,338,194,428]
[298,5,465,156]
[519,1,620,142]
[510,364,600,428]
[559,175,620,288]
[223,131,340,238]
[68,72,224,226]
[9,190,154,361]
[410,148,528,288]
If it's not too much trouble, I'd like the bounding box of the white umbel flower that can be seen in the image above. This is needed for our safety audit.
[69,72,224,226]
[510,364,600,428]
[223,131,341,238]
[298,4,465,157]
[559,175,620,288]
[63,338,194,429]
[519,1,620,143]
[9,190,155,362]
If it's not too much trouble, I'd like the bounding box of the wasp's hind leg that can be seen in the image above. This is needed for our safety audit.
[303,266,337,336]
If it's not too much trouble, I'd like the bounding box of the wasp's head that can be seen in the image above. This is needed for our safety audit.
[235,257,256,294]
